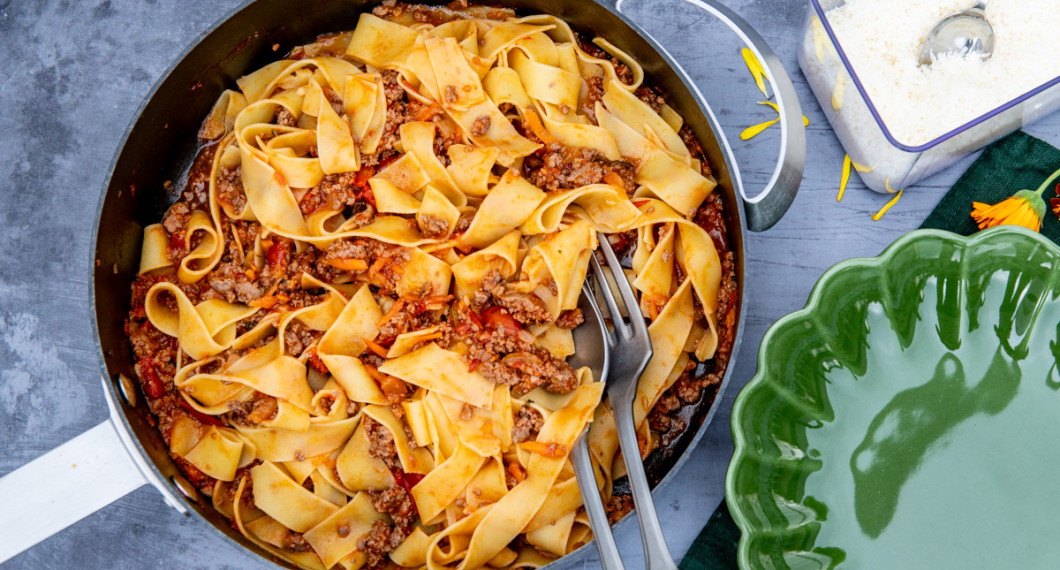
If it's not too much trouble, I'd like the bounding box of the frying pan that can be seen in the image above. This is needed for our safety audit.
[0,0,804,566]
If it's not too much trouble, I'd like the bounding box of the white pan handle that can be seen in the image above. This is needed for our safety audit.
[0,419,147,564]
[0,373,191,564]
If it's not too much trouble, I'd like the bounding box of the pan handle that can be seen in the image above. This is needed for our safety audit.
[602,0,806,231]
[0,375,186,564]
[0,420,147,564]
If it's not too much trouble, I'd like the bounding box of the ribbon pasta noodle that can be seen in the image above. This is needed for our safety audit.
[126,3,737,569]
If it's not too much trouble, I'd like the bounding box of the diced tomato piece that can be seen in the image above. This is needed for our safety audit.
[307,348,329,375]
[352,167,375,190]
[389,467,425,516]
[266,239,289,268]
[466,310,483,329]
[480,306,523,335]
[138,357,166,399]
[168,231,185,251]
[392,468,425,495]
[360,184,376,209]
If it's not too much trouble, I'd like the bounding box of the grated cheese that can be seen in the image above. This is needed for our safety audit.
[824,0,1060,146]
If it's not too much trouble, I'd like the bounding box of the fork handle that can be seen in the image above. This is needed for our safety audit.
[612,396,679,570]
[572,435,626,570]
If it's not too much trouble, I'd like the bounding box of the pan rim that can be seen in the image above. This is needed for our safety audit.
[88,0,749,567]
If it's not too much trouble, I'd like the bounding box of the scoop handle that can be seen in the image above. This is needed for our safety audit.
[0,419,147,564]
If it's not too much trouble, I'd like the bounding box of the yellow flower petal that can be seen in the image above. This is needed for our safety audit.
[837,154,852,202]
[757,101,809,127]
[740,118,779,141]
[872,189,904,221]
[742,48,768,97]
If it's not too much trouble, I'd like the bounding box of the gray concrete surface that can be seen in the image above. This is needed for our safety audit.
[2,0,1059,568]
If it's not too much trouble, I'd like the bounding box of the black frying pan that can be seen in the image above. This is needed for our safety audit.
[5,0,804,566]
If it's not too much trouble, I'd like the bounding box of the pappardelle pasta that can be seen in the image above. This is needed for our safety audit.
[127,3,737,569]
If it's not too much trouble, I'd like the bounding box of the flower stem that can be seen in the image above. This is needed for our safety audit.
[1034,166,1060,196]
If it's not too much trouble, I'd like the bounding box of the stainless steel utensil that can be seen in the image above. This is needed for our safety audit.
[568,285,622,569]
[919,1,994,65]
[587,235,673,570]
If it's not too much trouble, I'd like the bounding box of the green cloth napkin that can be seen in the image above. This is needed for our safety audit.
[679,131,1060,570]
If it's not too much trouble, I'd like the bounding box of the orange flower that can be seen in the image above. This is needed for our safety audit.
[972,167,1060,232]
[971,190,1045,232]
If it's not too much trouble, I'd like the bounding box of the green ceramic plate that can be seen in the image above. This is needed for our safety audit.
[727,227,1060,569]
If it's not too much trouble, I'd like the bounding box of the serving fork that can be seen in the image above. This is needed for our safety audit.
[570,234,676,570]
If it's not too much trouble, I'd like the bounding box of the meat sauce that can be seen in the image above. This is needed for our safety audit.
[125,2,738,565]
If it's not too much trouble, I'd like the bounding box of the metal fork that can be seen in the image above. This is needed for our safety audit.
[578,234,676,570]
[569,284,623,569]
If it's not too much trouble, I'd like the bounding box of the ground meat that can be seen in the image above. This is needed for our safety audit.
[443,85,459,104]
[215,165,247,214]
[577,35,634,88]
[635,85,666,114]
[377,296,446,339]
[511,405,544,444]
[419,214,450,239]
[581,75,605,123]
[468,272,504,312]
[364,417,400,471]
[376,70,410,155]
[207,261,263,304]
[555,308,584,329]
[478,347,578,396]
[162,201,190,236]
[283,531,312,553]
[179,141,218,208]
[647,408,671,432]
[358,519,394,569]
[606,230,637,260]
[681,124,714,179]
[371,486,416,527]
[228,394,280,426]
[523,144,637,193]
[274,107,298,127]
[489,283,552,326]
[372,0,514,25]
[673,373,702,404]
[322,238,411,291]
[470,114,490,137]
[300,171,376,215]
[283,320,321,357]
[607,494,634,525]
[654,392,682,415]
[694,191,729,253]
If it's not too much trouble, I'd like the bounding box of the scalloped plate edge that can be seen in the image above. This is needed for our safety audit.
[724,225,1059,569]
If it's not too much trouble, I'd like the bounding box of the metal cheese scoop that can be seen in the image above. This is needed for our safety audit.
[919,1,994,65]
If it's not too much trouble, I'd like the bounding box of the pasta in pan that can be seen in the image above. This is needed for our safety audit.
[126,2,737,569]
